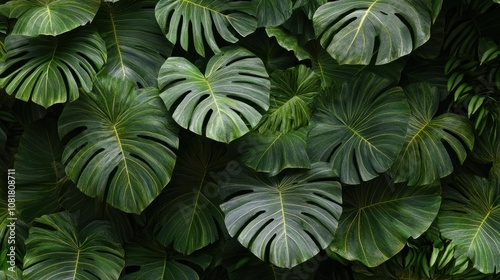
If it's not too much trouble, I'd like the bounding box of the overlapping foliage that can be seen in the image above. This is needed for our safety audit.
[0,0,499,279]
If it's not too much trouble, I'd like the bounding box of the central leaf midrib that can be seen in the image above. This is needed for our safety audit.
[109,10,127,78]
[348,0,379,51]
[278,189,289,259]
[205,78,223,121]
[468,209,493,253]
[72,248,80,279]
[185,171,206,246]
[113,125,133,201]
[181,0,227,18]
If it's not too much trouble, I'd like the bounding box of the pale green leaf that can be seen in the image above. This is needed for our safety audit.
[158,46,270,143]
[220,162,342,268]
[330,177,441,267]
[313,0,434,65]
[58,76,179,214]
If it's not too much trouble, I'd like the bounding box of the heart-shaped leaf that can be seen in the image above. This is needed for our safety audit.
[0,29,106,108]
[58,76,179,214]
[219,162,342,268]
[313,0,435,65]
[307,73,409,184]
[3,0,101,36]
[390,83,475,186]
[158,46,270,143]
[23,211,124,280]
[438,173,500,274]
[330,177,441,267]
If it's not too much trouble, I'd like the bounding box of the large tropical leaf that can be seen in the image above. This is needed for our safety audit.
[58,76,179,214]
[257,65,321,133]
[390,83,475,186]
[254,0,292,27]
[14,119,66,222]
[472,122,500,177]
[1,0,100,36]
[123,234,212,280]
[0,29,107,108]
[158,46,270,143]
[330,176,441,267]
[219,162,342,268]
[95,0,172,88]
[155,0,257,56]
[307,73,409,185]
[23,211,125,280]
[152,132,229,255]
[313,0,435,65]
[237,128,311,176]
[438,174,500,274]
[265,27,311,61]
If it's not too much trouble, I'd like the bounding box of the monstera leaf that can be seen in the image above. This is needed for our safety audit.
[152,132,229,255]
[0,29,106,108]
[155,0,257,56]
[330,177,441,267]
[1,0,100,36]
[390,83,475,186]
[254,0,292,27]
[307,73,409,185]
[313,0,435,65]
[123,235,212,280]
[23,211,125,280]
[158,47,270,143]
[14,119,66,222]
[95,0,172,87]
[257,65,321,133]
[219,162,342,268]
[238,128,311,176]
[58,76,179,214]
[438,174,500,274]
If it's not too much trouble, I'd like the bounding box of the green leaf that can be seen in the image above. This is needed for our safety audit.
[155,0,257,56]
[3,0,100,36]
[313,0,435,65]
[472,122,500,176]
[390,83,475,186]
[152,132,229,254]
[23,211,125,280]
[254,0,292,27]
[158,46,270,143]
[219,162,342,268]
[330,177,441,267]
[14,119,65,222]
[95,0,172,88]
[58,76,179,214]
[123,234,212,280]
[257,65,320,133]
[438,174,500,274]
[265,27,311,61]
[0,29,107,108]
[238,128,311,176]
[307,73,409,185]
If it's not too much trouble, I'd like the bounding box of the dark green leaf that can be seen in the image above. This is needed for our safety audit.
[313,0,435,65]
[0,29,106,108]
[390,83,475,186]
[330,177,441,267]
[3,0,100,36]
[439,174,500,274]
[265,27,310,61]
[58,76,179,214]
[95,0,172,88]
[14,119,65,222]
[307,73,409,184]
[23,211,125,280]
[152,133,229,254]
[220,162,342,268]
[158,46,270,143]
[238,128,311,176]
[155,0,257,56]
[254,0,292,27]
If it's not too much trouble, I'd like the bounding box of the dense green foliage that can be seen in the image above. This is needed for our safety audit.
[0,0,499,279]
